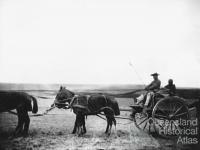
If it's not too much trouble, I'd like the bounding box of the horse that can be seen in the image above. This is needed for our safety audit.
[54,86,120,135]
[0,91,38,136]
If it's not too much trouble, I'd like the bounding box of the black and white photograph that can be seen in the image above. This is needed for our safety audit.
[0,0,200,149]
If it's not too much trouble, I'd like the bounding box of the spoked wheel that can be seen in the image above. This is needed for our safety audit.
[152,96,189,138]
[133,110,154,133]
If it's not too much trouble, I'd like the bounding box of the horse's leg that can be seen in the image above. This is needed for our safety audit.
[104,108,115,135]
[14,114,22,136]
[77,113,84,136]
[14,108,24,136]
[108,112,116,135]
[23,111,30,136]
[77,123,80,136]
[112,117,117,132]
[79,114,86,135]
[72,114,78,134]
[83,115,86,134]
[77,113,81,136]
[108,116,116,135]
[104,115,109,134]
[107,117,112,136]
[103,107,111,134]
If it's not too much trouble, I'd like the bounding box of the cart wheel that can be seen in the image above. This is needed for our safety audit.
[152,96,189,138]
[133,111,154,133]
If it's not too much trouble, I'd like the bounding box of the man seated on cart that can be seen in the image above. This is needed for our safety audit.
[135,72,161,114]
[164,79,176,96]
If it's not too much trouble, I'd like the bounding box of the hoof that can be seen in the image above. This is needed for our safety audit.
[107,132,111,136]
[72,130,76,134]
[105,130,111,136]
[81,131,86,135]
[78,133,83,137]
[22,133,28,137]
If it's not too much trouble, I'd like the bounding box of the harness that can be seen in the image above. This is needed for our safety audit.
[68,95,89,107]
[43,94,110,116]
[69,95,78,108]
[69,94,109,114]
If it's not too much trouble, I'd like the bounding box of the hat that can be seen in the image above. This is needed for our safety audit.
[151,73,159,76]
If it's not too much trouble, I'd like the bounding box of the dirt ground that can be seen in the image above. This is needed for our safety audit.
[0,91,198,150]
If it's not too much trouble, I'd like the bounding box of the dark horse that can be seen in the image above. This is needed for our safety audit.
[0,91,38,136]
[55,86,120,135]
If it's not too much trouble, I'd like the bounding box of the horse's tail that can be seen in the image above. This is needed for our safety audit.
[113,101,120,116]
[109,97,120,116]
[30,95,38,113]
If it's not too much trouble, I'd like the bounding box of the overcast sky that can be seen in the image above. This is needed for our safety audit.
[0,0,200,87]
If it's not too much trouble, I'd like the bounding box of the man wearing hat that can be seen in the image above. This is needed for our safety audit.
[145,73,161,91]
[143,73,161,108]
[135,73,161,113]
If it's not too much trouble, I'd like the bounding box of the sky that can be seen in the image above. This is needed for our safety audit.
[0,0,200,87]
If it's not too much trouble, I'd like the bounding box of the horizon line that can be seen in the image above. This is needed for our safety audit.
[0,82,200,89]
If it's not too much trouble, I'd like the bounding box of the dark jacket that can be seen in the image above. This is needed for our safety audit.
[164,84,176,96]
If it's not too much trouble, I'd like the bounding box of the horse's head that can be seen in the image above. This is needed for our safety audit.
[55,86,75,106]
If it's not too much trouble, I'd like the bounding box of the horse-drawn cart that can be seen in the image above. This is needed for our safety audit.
[44,87,197,138]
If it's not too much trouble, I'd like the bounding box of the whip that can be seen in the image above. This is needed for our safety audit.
[129,61,145,88]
